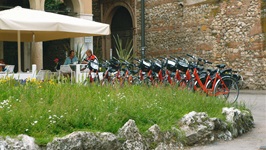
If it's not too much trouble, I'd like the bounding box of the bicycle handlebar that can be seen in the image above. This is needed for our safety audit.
[198,58,212,64]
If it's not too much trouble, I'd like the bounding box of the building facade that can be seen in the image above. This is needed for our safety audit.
[0,0,265,89]
[93,0,266,89]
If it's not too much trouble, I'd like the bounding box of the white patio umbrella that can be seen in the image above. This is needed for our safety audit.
[0,6,110,72]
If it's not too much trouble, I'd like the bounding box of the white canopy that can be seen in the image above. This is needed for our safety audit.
[0,6,110,42]
[0,6,110,71]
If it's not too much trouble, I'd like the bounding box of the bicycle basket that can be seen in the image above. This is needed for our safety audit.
[176,60,188,72]
[166,60,176,72]
[152,62,162,73]
[140,59,151,72]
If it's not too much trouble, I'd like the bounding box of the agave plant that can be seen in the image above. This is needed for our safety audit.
[113,34,133,61]
[74,43,86,63]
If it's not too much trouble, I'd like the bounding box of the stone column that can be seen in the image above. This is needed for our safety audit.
[29,0,45,71]
[23,42,31,71]
[75,14,93,53]
[74,0,93,53]
[74,0,93,54]
[29,0,45,10]
[31,42,43,71]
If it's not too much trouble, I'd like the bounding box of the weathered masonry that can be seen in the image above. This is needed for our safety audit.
[94,0,266,89]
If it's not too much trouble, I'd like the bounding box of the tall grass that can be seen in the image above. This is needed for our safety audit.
[0,78,244,145]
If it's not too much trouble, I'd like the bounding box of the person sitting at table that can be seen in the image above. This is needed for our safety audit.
[0,59,6,72]
[64,50,78,65]
[82,49,98,72]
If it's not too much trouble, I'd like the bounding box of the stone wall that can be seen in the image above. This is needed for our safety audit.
[140,0,266,89]
[94,0,266,89]
[0,108,255,149]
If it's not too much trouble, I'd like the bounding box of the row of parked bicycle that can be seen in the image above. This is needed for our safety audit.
[83,54,243,103]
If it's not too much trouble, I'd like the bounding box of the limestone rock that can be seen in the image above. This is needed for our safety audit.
[179,111,215,146]
[0,135,40,150]
[46,131,121,150]
[222,107,254,137]
[117,119,146,150]
[145,125,183,149]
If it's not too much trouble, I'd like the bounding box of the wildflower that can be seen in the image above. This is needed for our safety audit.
[25,129,29,132]
[31,120,38,126]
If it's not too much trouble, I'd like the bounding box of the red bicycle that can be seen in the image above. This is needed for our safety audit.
[186,54,239,103]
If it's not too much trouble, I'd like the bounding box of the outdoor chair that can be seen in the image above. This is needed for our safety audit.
[3,65,15,73]
[36,70,52,81]
[58,65,75,83]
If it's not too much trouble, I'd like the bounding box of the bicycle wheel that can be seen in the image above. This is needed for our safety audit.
[214,77,239,103]
[131,77,141,85]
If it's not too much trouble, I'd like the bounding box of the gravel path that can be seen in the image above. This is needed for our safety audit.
[188,90,266,150]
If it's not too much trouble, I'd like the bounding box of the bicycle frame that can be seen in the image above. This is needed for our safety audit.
[192,68,230,96]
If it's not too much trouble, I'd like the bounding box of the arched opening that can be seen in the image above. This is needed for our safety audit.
[111,6,133,59]
[0,0,30,72]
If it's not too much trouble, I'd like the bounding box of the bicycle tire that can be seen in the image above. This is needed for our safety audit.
[213,76,239,103]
